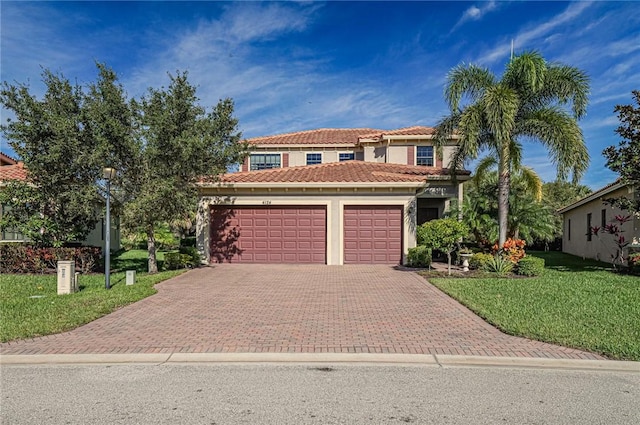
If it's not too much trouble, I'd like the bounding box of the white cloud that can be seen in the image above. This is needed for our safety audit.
[450,1,498,33]
[477,1,594,65]
[581,115,620,131]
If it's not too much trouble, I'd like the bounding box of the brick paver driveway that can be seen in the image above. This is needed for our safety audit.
[1,265,602,359]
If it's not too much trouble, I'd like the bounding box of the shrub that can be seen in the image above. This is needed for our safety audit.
[164,252,190,270]
[180,236,196,248]
[628,252,640,273]
[0,244,102,274]
[164,248,201,270]
[483,254,514,276]
[492,238,526,263]
[516,256,545,276]
[179,246,201,266]
[407,246,432,268]
[469,252,493,270]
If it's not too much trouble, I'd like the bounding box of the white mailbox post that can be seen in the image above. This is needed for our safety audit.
[57,261,77,295]
[126,270,136,285]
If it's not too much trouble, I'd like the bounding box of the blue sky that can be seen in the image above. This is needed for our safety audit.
[1,1,638,189]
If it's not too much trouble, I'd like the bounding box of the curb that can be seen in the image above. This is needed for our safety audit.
[1,353,638,372]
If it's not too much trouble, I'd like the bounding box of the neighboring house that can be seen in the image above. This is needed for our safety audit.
[196,126,470,265]
[0,153,120,250]
[559,180,639,263]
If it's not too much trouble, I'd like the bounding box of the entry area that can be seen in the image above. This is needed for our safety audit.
[210,206,326,263]
[343,205,403,264]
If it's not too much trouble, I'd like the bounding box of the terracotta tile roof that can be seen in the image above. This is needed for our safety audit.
[1,152,18,166]
[247,128,383,146]
[359,126,436,139]
[0,161,27,181]
[210,161,469,185]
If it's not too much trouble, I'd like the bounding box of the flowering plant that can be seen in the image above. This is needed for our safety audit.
[492,238,526,263]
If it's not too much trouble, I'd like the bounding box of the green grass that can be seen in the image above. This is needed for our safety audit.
[424,251,640,361]
[111,249,169,273]
[0,249,185,342]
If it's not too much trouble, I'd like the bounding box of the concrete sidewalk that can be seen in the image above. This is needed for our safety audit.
[0,265,608,360]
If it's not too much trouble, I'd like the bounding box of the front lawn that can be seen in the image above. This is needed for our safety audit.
[424,251,640,361]
[0,250,185,342]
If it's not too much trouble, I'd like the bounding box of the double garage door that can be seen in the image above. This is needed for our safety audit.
[210,205,402,264]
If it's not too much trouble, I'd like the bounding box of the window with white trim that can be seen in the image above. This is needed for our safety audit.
[339,152,355,161]
[416,146,434,166]
[306,153,322,165]
[250,153,281,170]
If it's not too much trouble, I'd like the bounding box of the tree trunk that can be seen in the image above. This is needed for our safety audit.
[497,148,510,249]
[147,225,158,274]
[447,252,452,275]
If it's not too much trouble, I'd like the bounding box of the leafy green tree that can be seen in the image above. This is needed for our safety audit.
[417,217,468,274]
[124,72,248,273]
[603,90,640,214]
[84,63,140,213]
[542,180,591,241]
[435,51,590,248]
[1,69,104,246]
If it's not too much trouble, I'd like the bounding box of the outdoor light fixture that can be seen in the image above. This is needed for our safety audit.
[103,167,115,290]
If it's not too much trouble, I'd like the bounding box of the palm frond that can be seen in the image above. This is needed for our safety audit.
[516,106,589,181]
[458,102,486,147]
[445,64,495,111]
[508,139,523,171]
[472,156,497,189]
[483,85,519,143]
[504,51,547,94]
[520,166,543,201]
[539,64,590,119]
[433,112,460,149]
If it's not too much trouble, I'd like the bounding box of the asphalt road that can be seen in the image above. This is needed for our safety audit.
[2,363,638,424]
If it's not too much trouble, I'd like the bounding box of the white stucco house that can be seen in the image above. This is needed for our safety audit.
[559,180,639,263]
[196,126,470,265]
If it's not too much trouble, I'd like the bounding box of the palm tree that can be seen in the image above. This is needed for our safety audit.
[435,51,589,248]
[448,156,555,245]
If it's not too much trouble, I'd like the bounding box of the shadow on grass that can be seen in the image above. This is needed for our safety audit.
[110,250,165,274]
[529,251,613,273]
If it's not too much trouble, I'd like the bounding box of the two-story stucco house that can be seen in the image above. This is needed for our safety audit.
[196,126,470,265]
[559,180,639,263]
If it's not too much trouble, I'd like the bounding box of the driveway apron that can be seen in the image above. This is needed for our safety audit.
[0,265,603,359]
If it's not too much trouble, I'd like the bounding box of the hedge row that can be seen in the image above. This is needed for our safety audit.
[0,244,102,274]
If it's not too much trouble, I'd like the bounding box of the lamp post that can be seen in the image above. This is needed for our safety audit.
[103,167,116,290]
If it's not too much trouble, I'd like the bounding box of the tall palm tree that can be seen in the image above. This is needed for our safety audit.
[435,51,590,248]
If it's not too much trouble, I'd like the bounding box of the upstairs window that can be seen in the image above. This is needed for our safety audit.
[306,153,322,165]
[339,153,355,161]
[250,154,281,171]
[416,146,434,166]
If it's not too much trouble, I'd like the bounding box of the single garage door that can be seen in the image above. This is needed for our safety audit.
[210,206,326,263]
[343,205,403,264]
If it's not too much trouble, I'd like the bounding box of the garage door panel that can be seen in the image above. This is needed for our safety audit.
[343,205,402,264]
[210,206,326,263]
